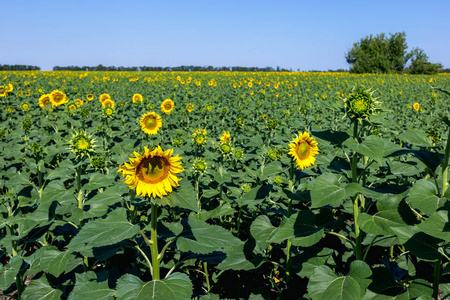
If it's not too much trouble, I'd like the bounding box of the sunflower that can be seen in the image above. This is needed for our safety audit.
[413,102,420,112]
[343,87,379,121]
[103,107,115,118]
[140,112,162,135]
[192,129,207,147]
[67,102,78,112]
[193,159,207,174]
[86,94,94,101]
[186,103,194,113]
[21,102,30,111]
[39,94,53,110]
[161,98,175,114]
[75,99,84,107]
[68,130,96,158]
[132,93,143,103]
[50,90,68,107]
[288,131,319,170]
[102,99,115,108]
[5,83,13,93]
[219,142,233,155]
[0,86,6,97]
[220,131,231,143]
[99,93,111,103]
[118,146,184,198]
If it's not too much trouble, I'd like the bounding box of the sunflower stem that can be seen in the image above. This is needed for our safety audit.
[150,201,160,280]
[285,175,295,282]
[432,256,442,299]
[352,119,362,261]
[441,126,450,197]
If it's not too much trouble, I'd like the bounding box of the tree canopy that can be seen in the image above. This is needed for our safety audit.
[346,32,442,74]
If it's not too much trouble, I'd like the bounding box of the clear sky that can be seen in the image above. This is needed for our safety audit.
[1,0,449,71]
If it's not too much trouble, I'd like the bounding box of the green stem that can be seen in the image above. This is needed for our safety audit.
[432,256,442,299]
[76,166,83,209]
[352,119,362,260]
[441,127,450,197]
[203,262,211,292]
[150,201,160,280]
[286,178,294,282]
[136,245,153,272]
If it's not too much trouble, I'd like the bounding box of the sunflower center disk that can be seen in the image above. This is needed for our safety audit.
[144,117,157,129]
[296,142,310,159]
[140,157,168,183]
[77,139,90,150]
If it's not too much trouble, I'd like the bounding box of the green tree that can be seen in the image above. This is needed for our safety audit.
[346,32,411,73]
[407,47,443,75]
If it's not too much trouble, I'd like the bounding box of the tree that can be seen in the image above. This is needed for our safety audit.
[406,48,443,75]
[346,32,411,73]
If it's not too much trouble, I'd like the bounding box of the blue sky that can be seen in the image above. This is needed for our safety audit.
[2,0,449,71]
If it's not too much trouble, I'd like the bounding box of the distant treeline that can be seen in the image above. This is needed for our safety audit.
[52,64,294,72]
[0,64,41,71]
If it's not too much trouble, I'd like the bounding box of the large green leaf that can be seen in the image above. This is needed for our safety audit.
[67,208,140,255]
[358,210,406,236]
[22,275,63,300]
[398,129,433,147]
[311,173,347,208]
[0,256,23,291]
[177,218,242,254]
[24,246,82,277]
[115,272,192,300]
[356,135,385,165]
[406,179,442,215]
[267,211,324,247]
[158,179,199,212]
[390,226,442,260]
[250,215,277,251]
[417,210,450,242]
[68,279,114,300]
[308,261,372,300]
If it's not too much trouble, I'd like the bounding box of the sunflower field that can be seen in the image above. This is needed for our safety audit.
[1,71,450,299]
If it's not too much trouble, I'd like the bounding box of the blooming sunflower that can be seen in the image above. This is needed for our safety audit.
[0,86,6,97]
[50,90,68,107]
[102,99,115,108]
[413,102,420,112]
[140,112,162,135]
[39,94,53,110]
[288,131,319,170]
[87,94,94,101]
[67,102,78,112]
[75,99,84,107]
[103,107,115,118]
[5,83,13,93]
[99,93,111,103]
[118,146,184,198]
[186,103,194,113]
[161,99,175,114]
[68,130,96,158]
[220,131,231,143]
[132,93,143,103]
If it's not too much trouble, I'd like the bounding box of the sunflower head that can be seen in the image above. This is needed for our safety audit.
[39,94,53,110]
[102,99,115,108]
[87,94,94,101]
[193,159,207,174]
[99,93,111,103]
[68,130,96,158]
[192,129,207,147]
[186,103,194,113]
[22,118,32,131]
[67,102,78,112]
[103,107,115,118]
[140,112,162,135]
[90,154,106,170]
[220,131,231,143]
[118,146,184,199]
[267,148,282,161]
[233,148,244,160]
[50,90,68,107]
[344,87,379,121]
[21,102,30,111]
[30,142,42,154]
[288,131,319,170]
[161,99,175,114]
[413,102,420,112]
[132,93,143,103]
[219,142,233,155]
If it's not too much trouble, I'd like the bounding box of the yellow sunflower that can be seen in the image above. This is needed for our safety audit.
[5,83,13,93]
[87,94,94,101]
[132,93,143,103]
[118,146,184,198]
[186,103,194,113]
[140,112,162,135]
[0,86,6,97]
[39,94,53,110]
[288,131,319,170]
[161,98,175,114]
[102,99,115,108]
[50,90,68,107]
[68,130,96,158]
[220,131,231,143]
[99,93,111,103]
[413,102,420,112]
